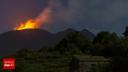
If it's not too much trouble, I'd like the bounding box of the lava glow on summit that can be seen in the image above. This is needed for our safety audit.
[14,19,39,30]
[14,2,51,30]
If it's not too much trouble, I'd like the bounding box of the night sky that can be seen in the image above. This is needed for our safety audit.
[0,0,128,35]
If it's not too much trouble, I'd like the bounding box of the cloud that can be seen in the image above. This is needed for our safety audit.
[61,0,128,34]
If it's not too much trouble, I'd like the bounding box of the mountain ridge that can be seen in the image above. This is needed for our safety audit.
[0,28,94,56]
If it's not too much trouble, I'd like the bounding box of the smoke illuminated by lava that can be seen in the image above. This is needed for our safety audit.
[14,0,67,31]
[14,1,52,30]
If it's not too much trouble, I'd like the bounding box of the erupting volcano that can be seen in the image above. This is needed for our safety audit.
[14,2,51,30]
[14,19,39,30]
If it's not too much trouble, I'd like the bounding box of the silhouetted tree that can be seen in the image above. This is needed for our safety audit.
[93,32,119,57]
[111,37,128,72]
[123,26,128,37]
[55,32,92,55]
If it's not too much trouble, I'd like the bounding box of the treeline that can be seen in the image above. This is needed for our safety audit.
[53,29,128,72]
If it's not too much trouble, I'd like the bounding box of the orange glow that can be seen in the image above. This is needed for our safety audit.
[14,19,38,30]
[14,5,50,30]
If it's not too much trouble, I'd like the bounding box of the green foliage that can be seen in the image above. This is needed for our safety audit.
[110,37,128,72]
[11,31,110,72]
[55,32,92,55]
[93,32,120,57]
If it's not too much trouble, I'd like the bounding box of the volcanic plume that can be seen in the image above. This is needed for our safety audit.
[14,1,52,30]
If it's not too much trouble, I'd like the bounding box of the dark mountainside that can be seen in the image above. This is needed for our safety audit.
[0,29,94,56]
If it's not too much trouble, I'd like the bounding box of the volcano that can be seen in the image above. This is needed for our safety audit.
[0,29,94,56]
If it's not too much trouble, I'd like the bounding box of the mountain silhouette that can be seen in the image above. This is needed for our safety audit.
[0,29,94,56]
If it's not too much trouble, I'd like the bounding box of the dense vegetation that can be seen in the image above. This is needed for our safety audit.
[1,27,128,72]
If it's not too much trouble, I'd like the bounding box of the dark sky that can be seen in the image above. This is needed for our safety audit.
[0,0,128,35]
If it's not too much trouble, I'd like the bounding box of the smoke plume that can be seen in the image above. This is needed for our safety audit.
[34,0,63,27]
